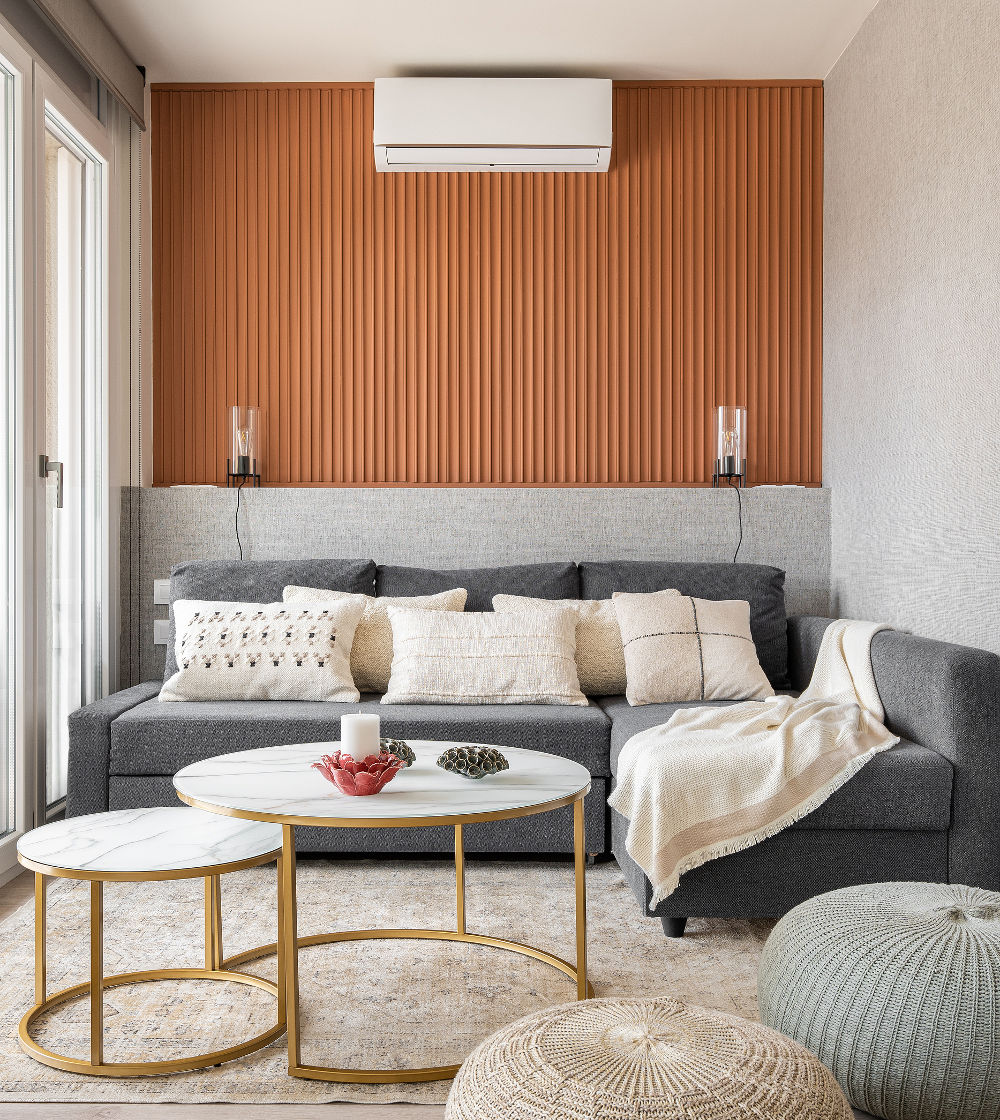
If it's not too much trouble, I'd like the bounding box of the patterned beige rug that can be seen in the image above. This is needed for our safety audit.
[0,858,774,1103]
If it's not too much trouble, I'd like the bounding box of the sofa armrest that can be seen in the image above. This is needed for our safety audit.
[786,616,835,692]
[66,681,162,817]
[787,617,1000,889]
[869,630,1000,891]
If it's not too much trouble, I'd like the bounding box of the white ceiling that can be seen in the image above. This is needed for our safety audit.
[92,0,880,84]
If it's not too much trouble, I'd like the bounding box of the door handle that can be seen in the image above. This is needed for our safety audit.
[39,455,64,509]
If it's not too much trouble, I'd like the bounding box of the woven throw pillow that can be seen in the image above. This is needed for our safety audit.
[160,599,363,702]
[492,594,637,696]
[283,585,468,693]
[383,606,587,706]
[613,589,774,705]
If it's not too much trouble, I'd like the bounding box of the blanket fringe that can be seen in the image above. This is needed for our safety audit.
[646,739,897,908]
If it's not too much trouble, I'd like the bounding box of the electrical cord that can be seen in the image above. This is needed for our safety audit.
[726,475,743,563]
[235,476,248,561]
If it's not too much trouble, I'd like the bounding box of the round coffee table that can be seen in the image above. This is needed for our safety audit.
[174,739,592,1084]
[16,807,284,1076]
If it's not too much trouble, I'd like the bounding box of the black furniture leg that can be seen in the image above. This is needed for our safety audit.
[660,915,688,938]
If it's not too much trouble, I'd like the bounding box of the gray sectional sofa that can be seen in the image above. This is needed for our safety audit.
[66,558,1000,934]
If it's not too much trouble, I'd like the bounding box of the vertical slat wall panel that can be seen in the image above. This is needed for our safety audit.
[151,81,823,486]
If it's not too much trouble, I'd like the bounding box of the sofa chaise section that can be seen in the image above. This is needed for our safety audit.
[610,616,1000,935]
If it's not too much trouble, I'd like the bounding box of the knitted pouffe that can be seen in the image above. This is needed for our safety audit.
[758,882,1000,1120]
[444,997,851,1120]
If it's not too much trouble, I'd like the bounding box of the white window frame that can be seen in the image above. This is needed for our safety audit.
[0,23,33,883]
[32,70,111,818]
[0,14,112,875]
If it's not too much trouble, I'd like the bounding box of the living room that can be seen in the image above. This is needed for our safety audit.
[0,0,996,1118]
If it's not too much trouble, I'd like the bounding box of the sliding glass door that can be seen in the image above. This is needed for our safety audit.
[0,42,21,843]
[38,93,108,812]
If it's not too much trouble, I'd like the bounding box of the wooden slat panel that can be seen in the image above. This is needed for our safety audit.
[151,81,823,485]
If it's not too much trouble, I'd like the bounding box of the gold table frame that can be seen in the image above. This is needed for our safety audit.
[178,784,592,1084]
[16,847,286,1077]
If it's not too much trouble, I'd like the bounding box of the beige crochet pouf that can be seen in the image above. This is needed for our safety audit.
[445,997,851,1120]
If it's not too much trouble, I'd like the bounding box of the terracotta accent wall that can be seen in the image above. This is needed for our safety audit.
[151,81,823,486]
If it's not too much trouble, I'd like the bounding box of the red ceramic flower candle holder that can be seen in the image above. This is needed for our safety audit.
[311,749,405,796]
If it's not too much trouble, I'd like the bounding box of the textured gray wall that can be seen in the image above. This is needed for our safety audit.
[824,0,1000,651]
[128,486,830,683]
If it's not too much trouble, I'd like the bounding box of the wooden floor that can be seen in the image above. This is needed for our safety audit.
[0,870,445,1120]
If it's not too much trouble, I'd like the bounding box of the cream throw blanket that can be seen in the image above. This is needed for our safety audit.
[608,620,900,906]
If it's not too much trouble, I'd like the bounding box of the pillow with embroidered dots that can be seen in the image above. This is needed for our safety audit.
[159,598,364,702]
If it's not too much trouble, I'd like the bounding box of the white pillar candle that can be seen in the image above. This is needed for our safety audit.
[340,713,380,761]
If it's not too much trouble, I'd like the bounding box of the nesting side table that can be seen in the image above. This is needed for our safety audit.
[16,806,285,1077]
[175,740,593,1085]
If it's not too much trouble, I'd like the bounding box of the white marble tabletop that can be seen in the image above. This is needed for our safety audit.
[174,741,591,825]
[17,807,282,874]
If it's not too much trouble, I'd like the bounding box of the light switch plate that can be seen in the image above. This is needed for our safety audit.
[153,619,170,646]
[153,579,171,605]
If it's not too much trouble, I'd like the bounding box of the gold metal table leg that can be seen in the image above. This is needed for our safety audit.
[204,875,223,970]
[280,824,301,1071]
[90,881,103,1066]
[574,797,588,1001]
[454,825,465,935]
[33,874,46,1007]
[276,853,286,1022]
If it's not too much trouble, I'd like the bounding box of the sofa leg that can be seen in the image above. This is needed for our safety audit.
[660,915,688,938]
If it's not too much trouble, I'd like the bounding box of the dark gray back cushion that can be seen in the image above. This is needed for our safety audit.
[376,562,579,612]
[165,558,376,680]
[579,560,788,687]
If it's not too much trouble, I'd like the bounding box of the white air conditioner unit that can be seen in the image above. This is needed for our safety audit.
[373,78,612,173]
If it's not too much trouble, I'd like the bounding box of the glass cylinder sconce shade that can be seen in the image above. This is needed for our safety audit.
[228,405,261,486]
[713,405,746,487]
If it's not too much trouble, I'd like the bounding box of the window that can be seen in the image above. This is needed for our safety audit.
[0,41,22,842]
[40,98,108,811]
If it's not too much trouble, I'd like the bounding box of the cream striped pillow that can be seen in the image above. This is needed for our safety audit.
[283,585,467,693]
[383,606,587,706]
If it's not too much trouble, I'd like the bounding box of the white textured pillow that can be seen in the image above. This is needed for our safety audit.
[613,589,774,706]
[160,599,363,702]
[382,606,587,706]
[283,585,468,693]
[492,594,630,696]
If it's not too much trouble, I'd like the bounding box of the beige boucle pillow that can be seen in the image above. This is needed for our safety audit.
[492,594,631,696]
[160,598,363,702]
[283,585,467,693]
[382,606,587,706]
[613,589,774,706]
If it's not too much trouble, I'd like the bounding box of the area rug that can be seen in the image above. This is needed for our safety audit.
[0,858,774,1103]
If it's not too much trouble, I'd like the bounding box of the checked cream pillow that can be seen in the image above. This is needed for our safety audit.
[383,606,587,706]
[160,598,363,702]
[613,589,773,705]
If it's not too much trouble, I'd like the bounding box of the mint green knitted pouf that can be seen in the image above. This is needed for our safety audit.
[758,882,1000,1120]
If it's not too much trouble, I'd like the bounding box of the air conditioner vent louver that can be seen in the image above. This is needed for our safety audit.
[373,78,612,174]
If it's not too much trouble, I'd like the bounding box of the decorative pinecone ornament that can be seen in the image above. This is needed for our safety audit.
[437,744,510,780]
[379,738,416,767]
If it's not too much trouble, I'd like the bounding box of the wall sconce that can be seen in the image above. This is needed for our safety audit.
[713,405,746,488]
[227,405,261,487]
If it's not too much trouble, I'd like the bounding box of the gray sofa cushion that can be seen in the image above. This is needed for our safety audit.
[376,562,579,612]
[165,558,376,679]
[579,560,789,687]
[599,696,953,832]
[110,695,612,778]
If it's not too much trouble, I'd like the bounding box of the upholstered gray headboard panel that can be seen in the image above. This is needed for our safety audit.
[121,485,830,685]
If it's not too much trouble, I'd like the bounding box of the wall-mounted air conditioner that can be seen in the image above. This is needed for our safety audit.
[373,77,612,173]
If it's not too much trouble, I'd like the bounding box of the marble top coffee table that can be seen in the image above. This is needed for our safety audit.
[174,740,592,1085]
[16,807,284,1077]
